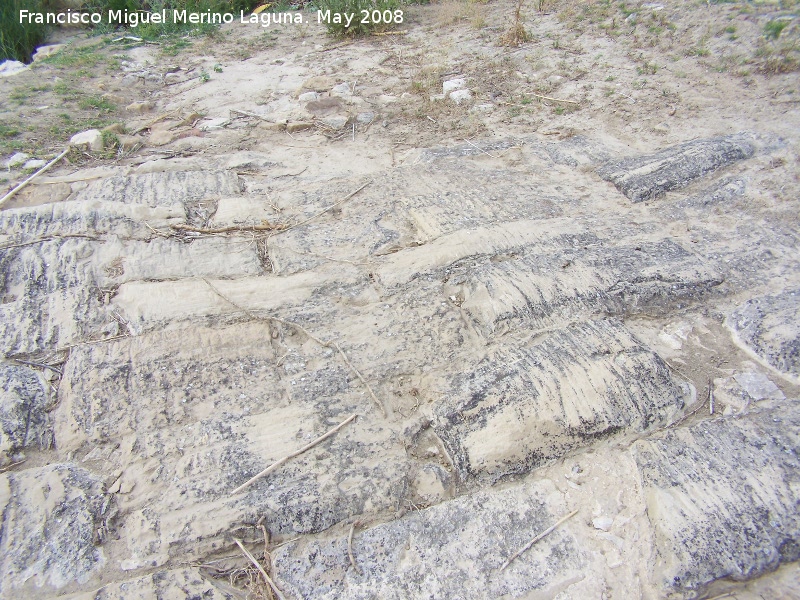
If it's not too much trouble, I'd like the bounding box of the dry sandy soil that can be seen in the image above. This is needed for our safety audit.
[1,1,800,599]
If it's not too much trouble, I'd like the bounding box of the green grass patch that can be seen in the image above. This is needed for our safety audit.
[765,19,790,40]
[0,123,21,139]
[78,96,116,112]
[0,0,48,63]
[40,43,105,68]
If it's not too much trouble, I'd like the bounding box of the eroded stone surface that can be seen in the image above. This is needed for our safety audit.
[274,478,584,600]
[0,364,51,465]
[434,318,686,483]
[597,134,755,202]
[55,324,410,571]
[0,127,798,599]
[728,289,800,381]
[633,404,800,596]
[71,170,242,209]
[61,568,236,600]
[0,464,109,598]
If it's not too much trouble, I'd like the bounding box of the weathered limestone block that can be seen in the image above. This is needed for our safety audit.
[71,170,242,208]
[0,364,51,464]
[632,404,800,596]
[434,319,686,483]
[55,324,408,573]
[377,222,721,331]
[0,238,108,354]
[273,478,584,599]
[0,464,109,598]
[597,134,755,202]
[267,165,563,275]
[94,237,264,287]
[0,201,184,245]
[727,289,800,381]
[60,568,236,600]
[111,270,349,334]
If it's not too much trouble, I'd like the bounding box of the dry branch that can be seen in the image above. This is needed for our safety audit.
[348,521,362,574]
[234,538,286,600]
[202,279,386,416]
[500,509,579,571]
[231,414,357,495]
[276,180,371,235]
[333,342,386,416]
[531,93,579,105]
[0,148,69,209]
[170,222,286,235]
[231,108,275,122]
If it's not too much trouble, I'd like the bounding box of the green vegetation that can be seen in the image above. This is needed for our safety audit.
[0,0,48,63]
[0,124,21,139]
[764,19,790,40]
[78,96,116,112]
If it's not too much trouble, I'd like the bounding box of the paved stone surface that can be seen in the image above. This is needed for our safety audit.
[274,478,584,600]
[0,129,798,599]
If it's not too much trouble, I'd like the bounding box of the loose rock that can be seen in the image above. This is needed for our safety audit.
[69,129,104,152]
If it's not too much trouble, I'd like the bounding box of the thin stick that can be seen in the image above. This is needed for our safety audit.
[10,358,63,376]
[348,521,362,574]
[231,414,357,495]
[531,93,579,105]
[233,538,286,600]
[669,380,713,428]
[464,139,500,159]
[0,148,69,209]
[334,343,386,416]
[0,459,27,473]
[231,108,274,123]
[709,379,715,415]
[372,30,407,36]
[274,166,308,178]
[170,222,286,234]
[277,180,371,235]
[500,509,579,571]
[203,279,385,415]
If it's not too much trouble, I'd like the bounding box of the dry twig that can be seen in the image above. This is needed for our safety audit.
[348,520,362,574]
[170,222,286,235]
[500,509,579,571]
[0,148,69,209]
[234,538,286,600]
[531,93,579,105]
[464,139,500,159]
[0,459,27,473]
[230,108,274,123]
[333,343,386,416]
[276,180,371,235]
[9,358,63,376]
[231,413,357,495]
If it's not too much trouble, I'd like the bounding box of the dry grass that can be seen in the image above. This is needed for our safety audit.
[432,0,488,27]
[500,0,531,47]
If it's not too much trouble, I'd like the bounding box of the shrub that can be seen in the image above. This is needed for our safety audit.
[764,19,789,40]
[0,0,49,63]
